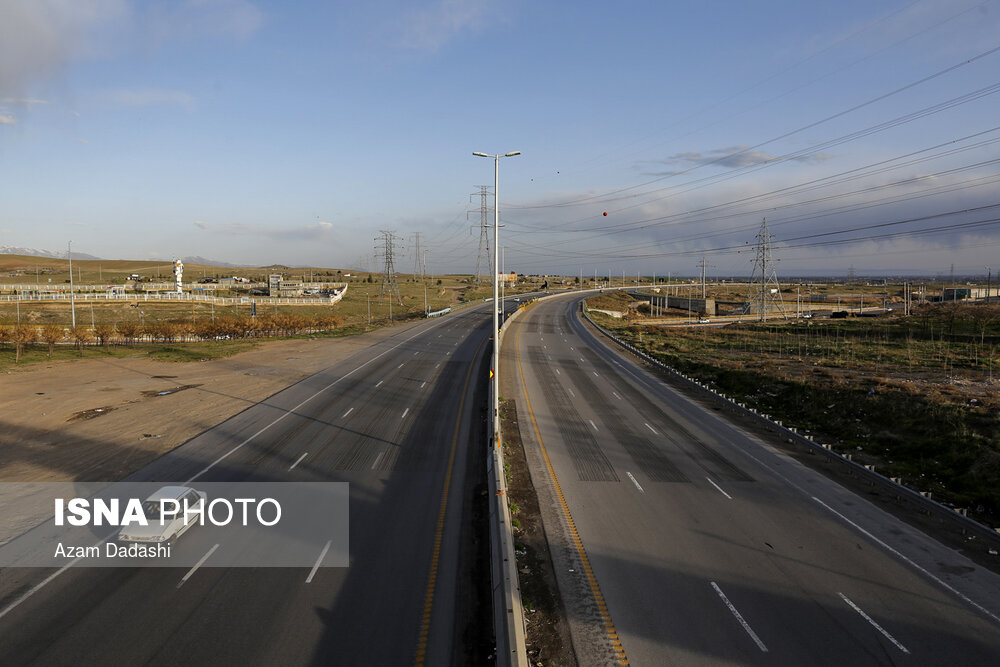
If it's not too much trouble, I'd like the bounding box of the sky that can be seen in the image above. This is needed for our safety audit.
[1,0,999,278]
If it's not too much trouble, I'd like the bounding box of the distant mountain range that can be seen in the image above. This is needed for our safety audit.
[0,245,102,260]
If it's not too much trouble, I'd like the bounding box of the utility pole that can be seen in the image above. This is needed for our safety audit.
[374,230,403,307]
[469,186,493,287]
[987,266,992,303]
[68,241,76,328]
[697,256,714,299]
[423,250,428,315]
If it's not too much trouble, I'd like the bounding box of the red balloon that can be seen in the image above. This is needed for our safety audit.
[603,211,608,216]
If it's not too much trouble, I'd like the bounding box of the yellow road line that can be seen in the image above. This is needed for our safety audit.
[415,334,488,666]
[513,314,630,665]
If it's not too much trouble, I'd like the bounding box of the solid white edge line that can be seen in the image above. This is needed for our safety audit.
[706,477,733,500]
[575,294,1000,627]
[177,544,220,588]
[626,472,645,493]
[0,310,464,619]
[710,581,768,652]
[306,540,332,583]
[814,496,1000,625]
[0,558,82,621]
[838,592,910,654]
[289,452,308,471]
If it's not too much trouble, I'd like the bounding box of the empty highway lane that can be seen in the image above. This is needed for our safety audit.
[503,292,1000,666]
[0,306,495,666]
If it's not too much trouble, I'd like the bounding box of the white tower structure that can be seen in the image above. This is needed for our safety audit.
[173,259,184,294]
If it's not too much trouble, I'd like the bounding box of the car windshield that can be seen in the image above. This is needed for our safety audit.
[142,500,166,521]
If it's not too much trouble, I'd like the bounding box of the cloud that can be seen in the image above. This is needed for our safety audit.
[103,87,194,108]
[197,220,334,241]
[398,0,494,51]
[143,0,263,44]
[0,0,129,97]
[655,146,831,170]
[0,113,16,125]
[0,97,49,106]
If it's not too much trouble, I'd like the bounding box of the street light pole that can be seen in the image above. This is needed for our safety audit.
[474,150,520,449]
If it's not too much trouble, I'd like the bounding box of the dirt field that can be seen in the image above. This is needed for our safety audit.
[0,322,427,484]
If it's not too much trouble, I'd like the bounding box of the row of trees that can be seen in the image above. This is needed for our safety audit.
[0,313,344,362]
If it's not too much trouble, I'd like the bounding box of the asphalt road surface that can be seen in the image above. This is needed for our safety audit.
[0,305,498,666]
[504,292,1000,666]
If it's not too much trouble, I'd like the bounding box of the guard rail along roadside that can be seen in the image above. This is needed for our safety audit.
[580,302,1000,553]
[425,307,451,318]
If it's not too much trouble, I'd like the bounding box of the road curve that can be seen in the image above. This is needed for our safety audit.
[503,291,1000,666]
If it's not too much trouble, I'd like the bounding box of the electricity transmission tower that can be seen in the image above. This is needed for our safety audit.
[410,232,422,279]
[375,230,403,306]
[468,185,493,286]
[746,218,786,321]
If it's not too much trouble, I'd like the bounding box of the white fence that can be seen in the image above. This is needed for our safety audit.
[0,286,347,307]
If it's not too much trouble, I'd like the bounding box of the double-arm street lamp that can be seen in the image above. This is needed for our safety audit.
[473,150,520,447]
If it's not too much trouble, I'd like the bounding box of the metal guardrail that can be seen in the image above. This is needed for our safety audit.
[489,289,596,666]
[580,303,1000,550]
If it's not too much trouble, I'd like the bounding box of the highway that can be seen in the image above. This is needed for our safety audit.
[503,292,1000,665]
[0,305,497,666]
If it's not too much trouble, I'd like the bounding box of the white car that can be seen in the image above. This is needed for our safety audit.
[117,486,206,546]
[698,318,710,324]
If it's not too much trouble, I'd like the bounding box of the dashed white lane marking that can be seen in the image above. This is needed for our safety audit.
[589,419,598,431]
[838,593,910,654]
[289,452,308,471]
[567,387,575,397]
[178,544,220,589]
[0,314,462,615]
[706,477,733,499]
[593,371,599,377]
[413,351,419,356]
[306,540,332,584]
[579,358,585,363]
[375,380,383,388]
[421,381,427,389]
[342,407,354,418]
[627,472,645,493]
[401,407,409,419]
[397,362,405,369]
[569,346,574,351]
[435,362,441,369]
[710,581,768,652]
[644,423,658,435]
[372,451,385,471]
[555,368,561,375]
[612,391,622,400]
[810,495,1000,625]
